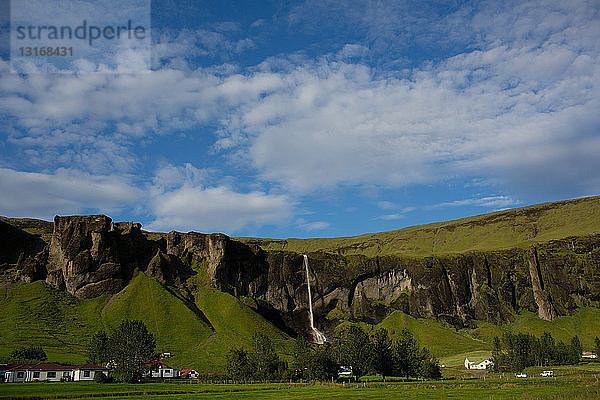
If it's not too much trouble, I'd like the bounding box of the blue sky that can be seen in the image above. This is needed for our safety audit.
[0,0,599,238]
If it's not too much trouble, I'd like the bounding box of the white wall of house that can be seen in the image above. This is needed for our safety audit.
[150,366,178,378]
[73,369,100,381]
[6,370,26,383]
[35,370,71,382]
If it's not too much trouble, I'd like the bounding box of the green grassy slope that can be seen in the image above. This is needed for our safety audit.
[238,196,600,257]
[473,307,600,350]
[0,280,107,363]
[376,311,490,358]
[0,274,294,372]
[192,288,294,371]
[101,273,215,369]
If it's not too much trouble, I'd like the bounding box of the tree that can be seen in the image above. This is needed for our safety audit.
[491,336,507,372]
[226,347,252,382]
[371,328,393,380]
[87,330,109,365]
[570,335,582,364]
[538,332,555,367]
[306,346,338,381]
[292,335,311,370]
[108,320,157,382]
[418,347,442,380]
[9,346,47,362]
[337,325,374,378]
[248,332,280,381]
[392,329,420,379]
[594,336,600,359]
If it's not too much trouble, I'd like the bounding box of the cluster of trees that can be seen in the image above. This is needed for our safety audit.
[225,325,441,382]
[225,332,288,382]
[88,320,157,382]
[491,331,583,372]
[8,346,47,362]
[302,326,441,381]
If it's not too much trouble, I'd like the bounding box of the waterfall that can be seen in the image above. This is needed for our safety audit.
[303,255,327,344]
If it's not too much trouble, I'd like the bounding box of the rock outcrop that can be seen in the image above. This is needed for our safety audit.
[0,220,45,266]
[527,246,558,321]
[45,215,155,298]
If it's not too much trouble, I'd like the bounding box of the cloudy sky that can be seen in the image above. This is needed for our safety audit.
[0,0,599,237]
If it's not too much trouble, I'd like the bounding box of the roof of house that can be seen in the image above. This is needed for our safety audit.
[145,360,173,370]
[75,363,108,370]
[9,362,74,371]
[180,369,197,375]
[6,362,107,372]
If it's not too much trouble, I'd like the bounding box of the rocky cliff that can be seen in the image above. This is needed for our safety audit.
[4,211,600,342]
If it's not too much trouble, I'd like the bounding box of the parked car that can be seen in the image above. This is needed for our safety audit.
[540,370,554,377]
[515,373,527,378]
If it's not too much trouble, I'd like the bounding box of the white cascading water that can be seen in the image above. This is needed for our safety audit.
[303,255,327,344]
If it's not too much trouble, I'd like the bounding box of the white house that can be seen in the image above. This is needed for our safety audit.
[465,357,494,370]
[582,352,598,359]
[145,360,179,378]
[73,364,109,381]
[3,363,107,383]
[179,369,199,379]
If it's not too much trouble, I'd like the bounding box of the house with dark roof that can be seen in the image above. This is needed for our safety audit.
[73,364,109,381]
[2,363,107,383]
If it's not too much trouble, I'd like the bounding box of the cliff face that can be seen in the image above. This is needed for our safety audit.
[15,215,270,301]
[6,214,600,340]
[45,215,156,298]
[238,235,600,334]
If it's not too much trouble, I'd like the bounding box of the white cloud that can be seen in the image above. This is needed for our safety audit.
[376,214,405,221]
[377,201,397,210]
[297,218,330,231]
[148,186,292,233]
[426,196,519,210]
[0,167,141,220]
[146,163,292,233]
[212,0,600,197]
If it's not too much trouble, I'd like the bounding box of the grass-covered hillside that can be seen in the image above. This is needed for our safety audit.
[0,273,295,372]
[239,196,600,257]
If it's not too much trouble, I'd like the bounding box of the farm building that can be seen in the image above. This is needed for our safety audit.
[179,369,199,379]
[1,363,107,383]
[145,360,179,378]
[464,357,493,370]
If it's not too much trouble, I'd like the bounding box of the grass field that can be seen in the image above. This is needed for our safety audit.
[1,376,599,400]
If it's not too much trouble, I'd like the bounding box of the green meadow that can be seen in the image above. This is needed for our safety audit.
[1,376,600,400]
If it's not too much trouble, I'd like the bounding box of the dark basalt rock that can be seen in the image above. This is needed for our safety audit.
[0,219,45,266]
[16,245,48,283]
[45,215,157,298]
